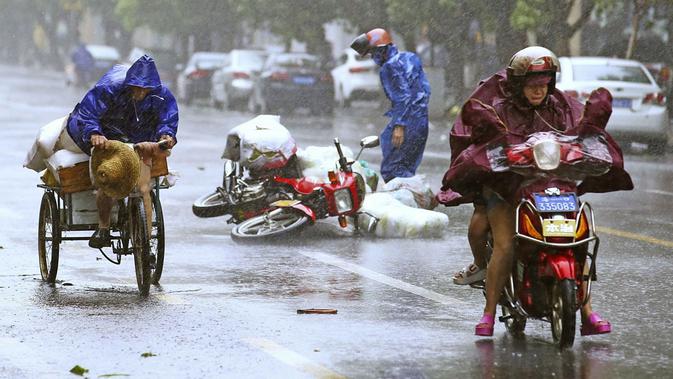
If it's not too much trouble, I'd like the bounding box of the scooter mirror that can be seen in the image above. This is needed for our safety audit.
[360,136,380,148]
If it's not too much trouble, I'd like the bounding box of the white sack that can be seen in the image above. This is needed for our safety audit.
[24,116,68,172]
[221,115,297,172]
[357,192,448,238]
[297,145,375,192]
[382,175,437,209]
[45,149,90,183]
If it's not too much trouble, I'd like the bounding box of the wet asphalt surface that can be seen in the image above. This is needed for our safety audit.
[1,64,672,378]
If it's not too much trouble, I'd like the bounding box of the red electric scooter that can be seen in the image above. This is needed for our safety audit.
[477,131,613,348]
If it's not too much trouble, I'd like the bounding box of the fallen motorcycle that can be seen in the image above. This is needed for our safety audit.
[476,131,613,348]
[230,136,379,241]
[192,115,302,222]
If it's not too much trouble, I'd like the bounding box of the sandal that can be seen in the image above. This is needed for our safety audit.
[453,263,486,285]
[475,314,495,336]
[581,312,611,336]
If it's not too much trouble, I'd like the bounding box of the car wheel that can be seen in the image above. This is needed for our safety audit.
[648,139,667,155]
[338,85,351,108]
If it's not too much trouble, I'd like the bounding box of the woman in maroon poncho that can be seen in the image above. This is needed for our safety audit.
[437,46,633,336]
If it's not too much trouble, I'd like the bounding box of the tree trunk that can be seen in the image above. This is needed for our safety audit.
[493,0,527,65]
[626,0,647,59]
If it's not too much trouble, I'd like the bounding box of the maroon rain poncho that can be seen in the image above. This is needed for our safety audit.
[437,74,633,206]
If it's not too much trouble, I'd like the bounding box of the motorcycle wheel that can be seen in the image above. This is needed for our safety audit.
[501,305,526,338]
[231,209,309,242]
[192,190,230,218]
[551,279,577,348]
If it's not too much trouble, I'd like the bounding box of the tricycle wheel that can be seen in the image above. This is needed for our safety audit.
[38,192,60,283]
[231,209,309,242]
[129,198,151,296]
[150,191,165,284]
[551,279,577,348]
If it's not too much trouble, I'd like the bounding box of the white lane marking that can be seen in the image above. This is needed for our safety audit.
[244,337,345,379]
[299,250,469,308]
[642,189,673,197]
[155,293,185,304]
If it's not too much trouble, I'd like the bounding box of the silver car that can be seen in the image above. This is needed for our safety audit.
[210,49,267,110]
[557,56,670,151]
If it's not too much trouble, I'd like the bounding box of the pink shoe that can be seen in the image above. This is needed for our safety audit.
[581,312,611,336]
[475,314,495,336]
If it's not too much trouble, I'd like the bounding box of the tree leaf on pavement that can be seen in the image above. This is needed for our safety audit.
[141,352,157,358]
[69,365,89,376]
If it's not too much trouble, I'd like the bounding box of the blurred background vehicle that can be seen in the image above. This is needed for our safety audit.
[211,49,267,110]
[66,44,120,88]
[176,51,228,105]
[331,48,381,108]
[86,44,122,80]
[126,47,180,90]
[249,52,334,116]
[556,56,670,153]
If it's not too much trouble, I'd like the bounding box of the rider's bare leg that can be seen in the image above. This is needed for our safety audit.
[482,195,515,318]
[96,190,114,229]
[468,204,489,269]
[137,160,153,238]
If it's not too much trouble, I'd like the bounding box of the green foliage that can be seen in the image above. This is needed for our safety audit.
[69,365,89,376]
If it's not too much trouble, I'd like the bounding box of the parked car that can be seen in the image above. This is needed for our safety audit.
[556,56,670,152]
[249,52,334,115]
[176,51,228,105]
[331,48,381,107]
[211,49,267,110]
[86,44,121,80]
[65,44,120,87]
[126,47,180,90]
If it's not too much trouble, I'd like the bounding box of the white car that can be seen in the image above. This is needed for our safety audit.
[211,49,267,110]
[556,56,670,151]
[331,49,381,107]
[175,51,228,105]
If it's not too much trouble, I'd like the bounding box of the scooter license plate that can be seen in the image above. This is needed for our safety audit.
[271,199,300,207]
[533,193,577,212]
[542,219,576,237]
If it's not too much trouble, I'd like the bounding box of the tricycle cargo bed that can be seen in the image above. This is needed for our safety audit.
[57,155,168,194]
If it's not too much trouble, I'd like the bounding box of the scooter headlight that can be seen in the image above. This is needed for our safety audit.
[334,188,353,213]
[533,139,561,171]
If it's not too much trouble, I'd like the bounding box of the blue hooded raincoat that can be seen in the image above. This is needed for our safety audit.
[66,55,179,154]
[376,44,430,182]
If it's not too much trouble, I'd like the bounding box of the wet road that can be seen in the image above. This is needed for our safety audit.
[1,64,672,378]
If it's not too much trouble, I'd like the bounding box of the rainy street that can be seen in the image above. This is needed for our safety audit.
[1,63,673,378]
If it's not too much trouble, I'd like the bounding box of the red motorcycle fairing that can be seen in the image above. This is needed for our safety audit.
[274,176,325,195]
[320,174,361,216]
[539,249,577,280]
[287,202,316,221]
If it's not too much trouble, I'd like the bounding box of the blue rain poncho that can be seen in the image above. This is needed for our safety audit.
[66,55,179,154]
[376,44,431,182]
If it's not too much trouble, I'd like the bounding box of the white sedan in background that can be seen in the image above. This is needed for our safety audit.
[557,56,670,152]
[331,49,381,108]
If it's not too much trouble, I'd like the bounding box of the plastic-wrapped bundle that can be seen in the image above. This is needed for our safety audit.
[357,192,448,238]
[221,115,297,174]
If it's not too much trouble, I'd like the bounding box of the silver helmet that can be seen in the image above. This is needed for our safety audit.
[507,46,559,78]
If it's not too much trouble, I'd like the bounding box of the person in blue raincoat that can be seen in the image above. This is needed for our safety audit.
[351,28,431,183]
[65,54,179,248]
[70,42,95,86]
